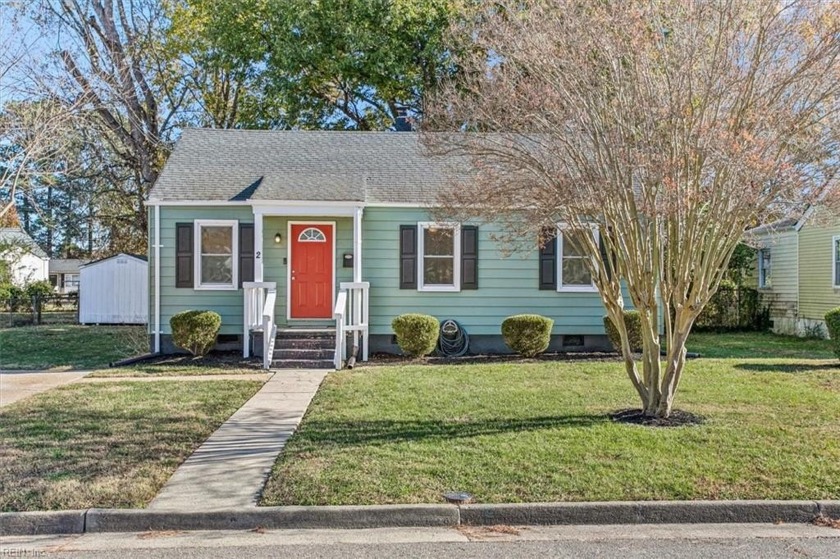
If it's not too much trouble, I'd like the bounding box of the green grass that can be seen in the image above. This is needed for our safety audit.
[87,352,263,377]
[0,380,263,511]
[261,333,839,506]
[688,331,834,359]
[0,325,147,370]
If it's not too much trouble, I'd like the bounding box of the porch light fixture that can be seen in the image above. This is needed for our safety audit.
[274,232,282,244]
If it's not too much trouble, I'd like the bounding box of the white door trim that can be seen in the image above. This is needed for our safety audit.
[287,221,337,321]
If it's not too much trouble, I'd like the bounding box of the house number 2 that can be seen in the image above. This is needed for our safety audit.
[256,251,261,258]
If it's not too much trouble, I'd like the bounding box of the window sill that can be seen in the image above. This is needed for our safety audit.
[418,285,461,293]
[194,285,238,291]
[557,286,599,293]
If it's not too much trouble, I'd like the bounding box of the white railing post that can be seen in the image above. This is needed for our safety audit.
[362,284,369,361]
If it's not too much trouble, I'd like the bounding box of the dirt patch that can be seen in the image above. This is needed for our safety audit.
[814,515,840,529]
[457,525,524,541]
[609,408,706,427]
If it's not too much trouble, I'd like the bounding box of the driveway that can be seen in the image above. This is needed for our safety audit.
[0,370,90,408]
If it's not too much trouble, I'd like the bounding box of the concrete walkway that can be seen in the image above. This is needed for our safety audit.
[0,370,90,407]
[149,369,328,511]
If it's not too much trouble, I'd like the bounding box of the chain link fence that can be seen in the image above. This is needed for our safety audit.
[1,293,79,327]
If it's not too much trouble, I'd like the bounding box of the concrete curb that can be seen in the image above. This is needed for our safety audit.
[0,510,86,536]
[84,505,458,533]
[2,501,838,536]
[459,500,821,526]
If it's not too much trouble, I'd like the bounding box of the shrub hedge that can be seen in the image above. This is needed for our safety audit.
[170,310,222,356]
[392,313,439,357]
[501,314,554,357]
[603,310,644,353]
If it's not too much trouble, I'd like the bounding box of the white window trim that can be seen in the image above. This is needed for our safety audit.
[758,248,771,289]
[556,224,599,293]
[833,236,840,288]
[194,219,239,291]
[417,222,461,292]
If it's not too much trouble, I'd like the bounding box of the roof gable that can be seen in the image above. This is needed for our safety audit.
[0,227,48,259]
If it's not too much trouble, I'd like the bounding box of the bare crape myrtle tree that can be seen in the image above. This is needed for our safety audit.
[424,0,840,418]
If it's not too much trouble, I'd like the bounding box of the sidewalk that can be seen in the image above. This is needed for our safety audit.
[148,369,328,511]
[0,370,90,407]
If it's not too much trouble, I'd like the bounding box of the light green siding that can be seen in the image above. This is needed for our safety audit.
[754,230,799,335]
[361,207,608,336]
[157,206,254,335]
[262,216,353,326]
[798,213,840,322]
[150,205,616,340]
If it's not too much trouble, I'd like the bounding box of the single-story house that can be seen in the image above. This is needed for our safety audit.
[748,205,840,337]
[49,259,88,293]
[147,129,617,368]
[0,227,49,286]
[79,253,149,324]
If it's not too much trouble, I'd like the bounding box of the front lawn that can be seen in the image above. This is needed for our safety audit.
[0,379,263,511]
[262,334,839,506]
[87,352,263,377]
[688,331,834,359]
[0,325,147,370]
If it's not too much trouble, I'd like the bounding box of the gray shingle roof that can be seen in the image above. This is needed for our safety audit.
[149,129,468,205]
[0,227,48,259]
[49,259,89,274]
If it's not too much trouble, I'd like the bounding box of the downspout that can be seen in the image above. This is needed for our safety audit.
[154,203,161,353]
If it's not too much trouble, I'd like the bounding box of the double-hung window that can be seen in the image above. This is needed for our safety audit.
[758,248,771,289]
[418,222,460,292]
[557,227,599,292]
[834,236,840,288]
[194,220,238,290]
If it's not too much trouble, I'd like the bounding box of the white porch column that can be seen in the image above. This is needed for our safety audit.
[353,206,363,282]
[254,209,264,282]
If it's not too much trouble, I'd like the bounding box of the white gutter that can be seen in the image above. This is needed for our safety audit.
[154,204,161,353]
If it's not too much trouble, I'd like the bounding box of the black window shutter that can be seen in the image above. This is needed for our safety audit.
[239,223,255,287]
[399,225,417,289]
[175,223,194,288]
[461,225,479,290]
[538,226,557,290]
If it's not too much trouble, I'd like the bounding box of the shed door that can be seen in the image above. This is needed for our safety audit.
[289,224,334,319]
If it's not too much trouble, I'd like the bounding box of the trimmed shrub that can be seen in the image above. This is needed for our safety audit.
[170,310,222,356]
[825,307,840,359]
[25,280,54,299]
[501,314,554,357]
[603,310,644,353]
[392,313,439,357]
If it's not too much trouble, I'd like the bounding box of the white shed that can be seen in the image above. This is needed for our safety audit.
[79,253,148,324]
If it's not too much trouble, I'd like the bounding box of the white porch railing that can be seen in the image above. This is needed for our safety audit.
[243,281,278,369]
[333,281,370,370]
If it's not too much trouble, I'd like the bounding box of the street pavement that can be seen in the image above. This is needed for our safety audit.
[2,523,838,558]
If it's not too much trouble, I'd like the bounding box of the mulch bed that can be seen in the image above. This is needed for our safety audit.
[359,351,622,367]
[111,350,262,370]
[609,408,706,427]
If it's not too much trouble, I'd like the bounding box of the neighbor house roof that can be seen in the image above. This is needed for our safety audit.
[49,259,88,274]
[746,218,799,237]
[0,227,48,259]
[148,129,469,205]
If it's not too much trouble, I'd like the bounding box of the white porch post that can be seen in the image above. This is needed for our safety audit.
[353,206,363,282]
[254,210,264,282]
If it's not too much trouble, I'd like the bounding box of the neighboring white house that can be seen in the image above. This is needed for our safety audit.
[79,253,148,324]
[0,227,49,286]
[49,259,89,294]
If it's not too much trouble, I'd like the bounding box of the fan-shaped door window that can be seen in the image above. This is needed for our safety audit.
[298,227,327,242]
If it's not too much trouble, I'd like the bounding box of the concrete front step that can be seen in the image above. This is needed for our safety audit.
[276,348,334,360]
[271,359,335,369]
[275,328,335,339]
[274,338,335,350]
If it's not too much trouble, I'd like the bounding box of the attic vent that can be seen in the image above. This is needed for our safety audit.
[116,258,128,264]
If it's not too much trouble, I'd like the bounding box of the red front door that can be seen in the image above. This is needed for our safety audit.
[290,224,334,319]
